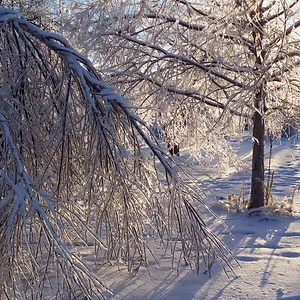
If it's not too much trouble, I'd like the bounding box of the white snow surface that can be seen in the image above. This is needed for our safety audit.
[95,136,300,300]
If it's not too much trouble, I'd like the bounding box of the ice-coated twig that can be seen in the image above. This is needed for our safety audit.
[0,6,235,300]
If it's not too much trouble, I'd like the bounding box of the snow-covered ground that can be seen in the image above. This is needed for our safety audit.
[98,137,300,300]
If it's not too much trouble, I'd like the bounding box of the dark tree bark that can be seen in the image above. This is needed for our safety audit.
[249,86,265,208]
[248,6,266,209]
[167,142,180,156]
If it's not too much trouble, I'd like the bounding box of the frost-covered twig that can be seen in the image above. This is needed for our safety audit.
[0,6,235,300]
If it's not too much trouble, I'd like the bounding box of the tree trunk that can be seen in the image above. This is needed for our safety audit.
[248,3,266,209]
[249,86,265,209]
[167,142,180,156]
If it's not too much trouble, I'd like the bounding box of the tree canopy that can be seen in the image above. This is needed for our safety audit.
[67,0,300,207]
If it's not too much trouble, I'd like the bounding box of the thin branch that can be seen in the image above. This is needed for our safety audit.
[116,32,249,89]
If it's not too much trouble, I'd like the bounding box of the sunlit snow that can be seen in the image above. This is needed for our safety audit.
[94,136,300,300]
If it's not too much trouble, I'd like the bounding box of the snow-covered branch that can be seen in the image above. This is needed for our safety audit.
[0,5,235,299]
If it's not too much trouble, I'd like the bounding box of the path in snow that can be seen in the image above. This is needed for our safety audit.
[97,137,300,300]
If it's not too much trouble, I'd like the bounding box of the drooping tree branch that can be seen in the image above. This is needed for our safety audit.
[0,6,235,300]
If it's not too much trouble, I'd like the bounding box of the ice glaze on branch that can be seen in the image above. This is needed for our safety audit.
[116,32,250,89]
[0,6,236,299]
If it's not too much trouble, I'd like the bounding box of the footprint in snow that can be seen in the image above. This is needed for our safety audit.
[235,256,259,262]
[280,251,300,258]
[283,232,300,237]
[232,230,256,235]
